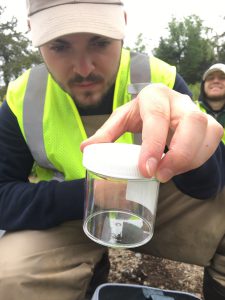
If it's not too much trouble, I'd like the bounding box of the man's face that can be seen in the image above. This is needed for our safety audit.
[40,33,122,108]
[204,71,225,101]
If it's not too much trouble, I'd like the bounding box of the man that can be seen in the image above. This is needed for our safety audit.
[197,63,225,143]
[0,0,224,300]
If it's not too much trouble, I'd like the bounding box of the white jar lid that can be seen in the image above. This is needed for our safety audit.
[83,143,146,179]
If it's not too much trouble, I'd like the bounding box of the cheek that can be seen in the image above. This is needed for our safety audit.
[40,49,70,79]
[48,60,71,84]
[101,50,121,77]
[204,84,211,93]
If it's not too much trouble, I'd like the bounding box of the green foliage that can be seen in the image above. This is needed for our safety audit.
[127,14,225,99]
[127,15,225,86]
[188,82,201,101]
[152,15,216,84]
[213,30,225,62]
[1,5,224,100]
[126,33,148,54]
[0,6,42,99]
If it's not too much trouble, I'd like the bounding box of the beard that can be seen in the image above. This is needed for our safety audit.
[73,88,111,110]
[206,93,225,112]
[68,71,117,109]
[207,93,225,102]
[49,70,116,109]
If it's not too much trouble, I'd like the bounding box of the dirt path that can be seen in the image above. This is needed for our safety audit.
[108,248,203,299]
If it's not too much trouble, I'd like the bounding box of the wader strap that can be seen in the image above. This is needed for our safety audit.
[23,64,64,181]
[129,52,151,144]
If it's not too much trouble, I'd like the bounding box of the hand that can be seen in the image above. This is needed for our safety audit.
[81,84,224,182]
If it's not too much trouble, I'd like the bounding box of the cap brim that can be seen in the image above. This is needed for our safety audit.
[203,68,225,80]
[29,3,126,47]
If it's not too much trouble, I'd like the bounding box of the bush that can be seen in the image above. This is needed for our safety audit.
[188,82,201,101]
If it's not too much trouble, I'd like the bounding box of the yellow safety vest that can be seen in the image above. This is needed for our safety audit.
[6,49,176,181]
[196,101,225,144]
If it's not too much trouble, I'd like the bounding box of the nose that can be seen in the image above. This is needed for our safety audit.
[72,52,95,78]
[212,75,222,82]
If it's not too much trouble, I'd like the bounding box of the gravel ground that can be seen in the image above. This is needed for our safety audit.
[108,248,204,299]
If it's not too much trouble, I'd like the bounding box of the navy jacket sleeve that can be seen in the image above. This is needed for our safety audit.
[172,73,225,198]
[172,144,225,198]
[0,101,84,231]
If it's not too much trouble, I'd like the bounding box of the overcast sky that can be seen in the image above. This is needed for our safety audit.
[1,0,225,52]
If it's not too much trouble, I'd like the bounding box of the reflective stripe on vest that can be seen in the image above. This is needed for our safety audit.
[128,51,151,96]
[23,52,152,176]
[128,51,151,144]
[23,64,65,181]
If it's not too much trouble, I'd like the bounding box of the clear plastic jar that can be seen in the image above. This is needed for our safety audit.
[82,143,160,248]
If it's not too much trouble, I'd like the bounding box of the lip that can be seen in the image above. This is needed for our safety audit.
[74,81,101,89]
[211,87,221,91]
[209,85,222,90]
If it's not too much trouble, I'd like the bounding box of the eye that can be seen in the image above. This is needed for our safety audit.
[206,75,214,81]
[49,44,69,53]
[91,39,111,48]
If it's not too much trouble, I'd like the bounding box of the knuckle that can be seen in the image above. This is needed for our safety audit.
[180,94,191,103]
[188,110,208,126]
[152,106,170,120]
[144,103,170,122]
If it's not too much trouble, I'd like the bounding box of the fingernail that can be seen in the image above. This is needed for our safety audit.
[146,158,158,177]
[157,168,173,183]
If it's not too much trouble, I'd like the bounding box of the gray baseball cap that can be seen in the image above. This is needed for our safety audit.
[26,0,126,47]
[203,63,225,80]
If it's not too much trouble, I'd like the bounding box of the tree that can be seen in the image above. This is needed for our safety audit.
[153,15,216,84]
[217,40,225,62]
[210,16,225,62]
[127,33,147,54]
[0,6,42,100]
[213,33,225,62]
[125,32,153,55]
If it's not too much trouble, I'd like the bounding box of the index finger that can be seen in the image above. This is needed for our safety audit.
[137,84,171,177]
[80,99,141,151]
